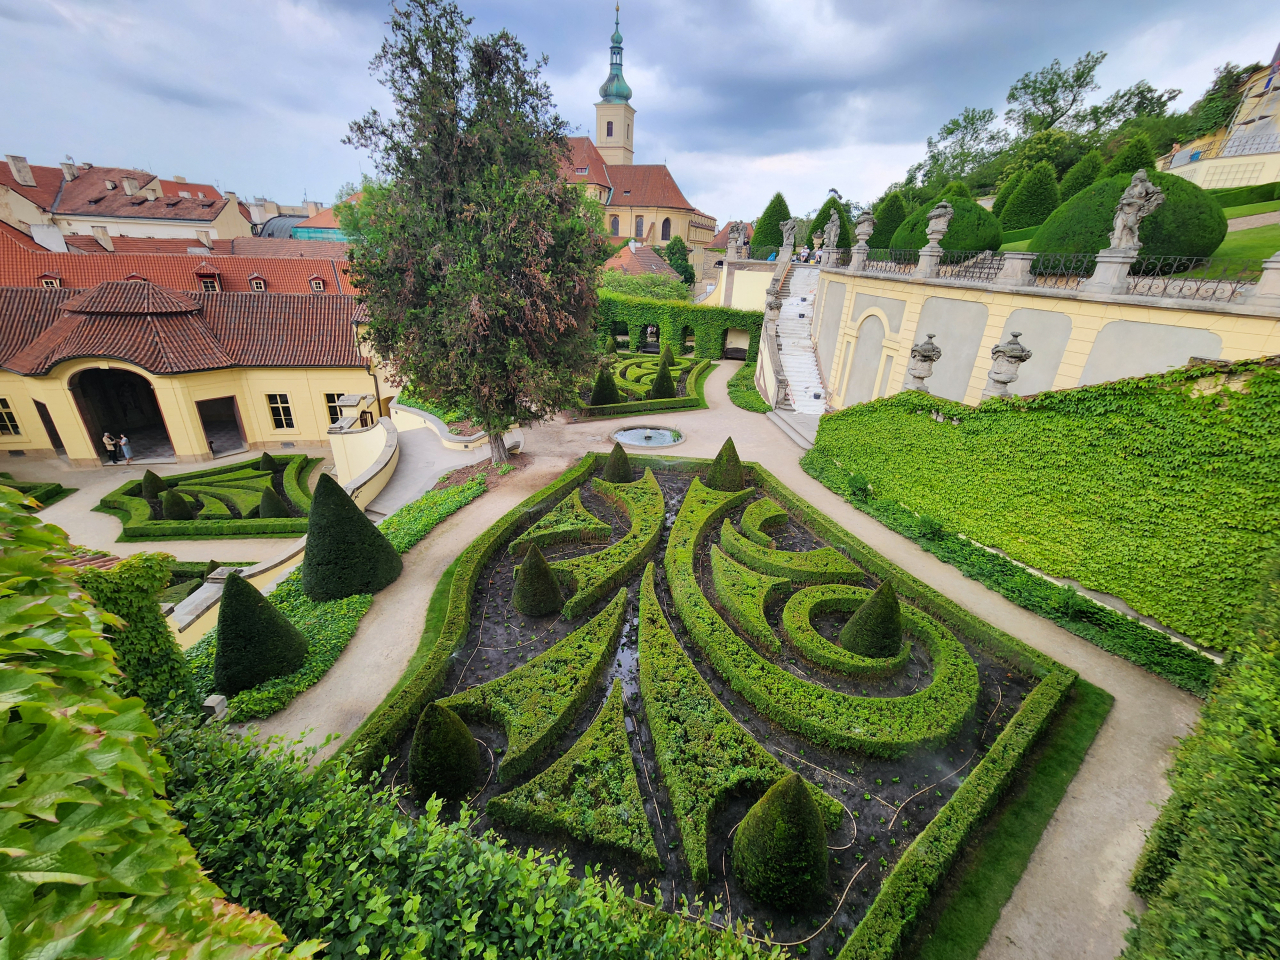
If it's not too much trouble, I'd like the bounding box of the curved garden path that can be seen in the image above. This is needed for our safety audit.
[253,361,1200,960]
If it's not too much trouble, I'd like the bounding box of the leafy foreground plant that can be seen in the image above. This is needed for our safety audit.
[162,718,774,960]
[0,486,313,960]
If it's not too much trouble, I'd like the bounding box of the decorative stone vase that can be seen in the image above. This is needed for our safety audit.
[905,334,942,391]
[981,332,1033,399]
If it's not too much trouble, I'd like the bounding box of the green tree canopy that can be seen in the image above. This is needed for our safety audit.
[751,192,791,251]
[662,234,695,283]
[343,0,609,462]
[868,192,907,249]
[1005,51,1107,134]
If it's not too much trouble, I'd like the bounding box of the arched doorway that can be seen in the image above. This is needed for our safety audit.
[70,368,175,463]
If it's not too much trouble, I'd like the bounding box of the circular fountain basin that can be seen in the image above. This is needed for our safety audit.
[612,425,684,448]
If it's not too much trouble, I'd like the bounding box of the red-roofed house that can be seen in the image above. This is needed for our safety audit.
[603,241,681,279]
[291,194,361,241]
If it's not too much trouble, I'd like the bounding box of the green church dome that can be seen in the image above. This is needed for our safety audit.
[598,7,632,104]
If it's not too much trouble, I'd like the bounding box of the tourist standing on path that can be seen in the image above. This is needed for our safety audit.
[102,432,118,464]
[118,433,133,464]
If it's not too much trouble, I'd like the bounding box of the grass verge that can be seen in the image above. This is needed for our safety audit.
[1209,222,1280,259]
[908,678,1114,960]
[727,361,771,412]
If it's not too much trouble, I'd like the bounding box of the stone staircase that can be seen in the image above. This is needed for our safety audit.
[774,266,826,415]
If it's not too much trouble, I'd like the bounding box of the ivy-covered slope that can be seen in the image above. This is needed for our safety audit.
[805,360,1279,650]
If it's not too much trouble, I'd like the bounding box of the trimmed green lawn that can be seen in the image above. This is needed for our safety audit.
[998,238,1033,252]
[909,679,1114,960]
[1221,198,1280,219]
[1210,223,1280,260]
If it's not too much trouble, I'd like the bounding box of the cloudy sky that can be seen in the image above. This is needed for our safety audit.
[3,0,1278,224]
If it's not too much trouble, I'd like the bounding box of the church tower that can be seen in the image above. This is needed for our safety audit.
[594,5,635,165]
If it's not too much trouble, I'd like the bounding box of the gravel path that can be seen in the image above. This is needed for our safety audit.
[1226,209,1280,231]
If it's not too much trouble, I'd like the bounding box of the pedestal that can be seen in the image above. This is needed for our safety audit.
[1081,249,1139,295]
[1248,253,1280,304]
[914,242,943,279]
[995,251,1037,286]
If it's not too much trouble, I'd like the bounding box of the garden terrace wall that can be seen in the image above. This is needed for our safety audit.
[596,290,763,361]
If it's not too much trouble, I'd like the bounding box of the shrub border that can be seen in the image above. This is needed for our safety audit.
[781,584,914,679]
[596,289,763,362]
[577,358,715,419]
[721,516,865,585]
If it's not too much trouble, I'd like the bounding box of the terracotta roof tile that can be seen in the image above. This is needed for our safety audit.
[606,165,694,211]
[0,162,63,212]
[294,194,360,230]
[604,244,681,279]
[60,281,200,315]
[562,137,612,190]
[52,167,233,223]
[158,179,221,200]
[60,234,350,259]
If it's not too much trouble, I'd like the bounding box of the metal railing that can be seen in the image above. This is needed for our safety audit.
[1166,133,1280,168]
[1028,252,1095,290]
[938,250,1005,283]
[862,248,919,275]
[1126,255,1262,302]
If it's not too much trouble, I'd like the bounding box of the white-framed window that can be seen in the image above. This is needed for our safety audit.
[0,399,21,436]
[266,393,294,429]
[250,278,266,292]
[40,278,60,288]
[200,278,219,292]
[310,278,325,292]
[324,392,344,424]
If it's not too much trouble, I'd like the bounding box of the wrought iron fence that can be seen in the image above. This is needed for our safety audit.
[1028,252,1095,290]
[938,250,1005,283]
[861,248,919,275]
[1127,255,1261,302]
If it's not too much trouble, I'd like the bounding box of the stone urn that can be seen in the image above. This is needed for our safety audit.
[982,332,1032,399]
[905,334,942,392]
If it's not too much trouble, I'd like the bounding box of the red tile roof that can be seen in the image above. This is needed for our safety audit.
[562,137,612,190]
[0,161,64,213]
[52,167,232,223]
[606,165,694,211]
[294,194,360,230]
[60,234,350,258]
[0,228,355,294]
[709,221,753,248]
[0,281,363,376]
[158,179,221,200]
[604,243,681,279]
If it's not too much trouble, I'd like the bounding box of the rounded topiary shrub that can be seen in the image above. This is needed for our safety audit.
[1000,160,1060,231]
[706,437,744,492]
[213,572,309,697]
[941,180,971,199]
[408,701,480,802]
[1029,170,1227,260]
[1103,133,1156,180]
[732,773,827,909]
[889,195,1001,252]
[868,192,906,249]
[259,486,290,519]
[162,488,193,521]
[992,169,1024,219]
[513,543,563,616]
[602,441,632,483]
[301,472,403,601]
[1059,149,1104,203]
[649,359,676,400]
[840,579,903,658]
[590,366,621,406]
[141,469,166,500]
[258,451,281,472]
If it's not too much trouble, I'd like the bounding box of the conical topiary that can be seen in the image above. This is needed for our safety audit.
[659,343,674,366]
[258,451,281,472]
[751,191,791,251]
[839,579,903,658]
[258,485,290,519]
[992,169,1024,219]
[868,191,906,249]
[1000,160,1060,231]
[141,469,166,500]
[300,472,403,601]
[513,543,563,616]
[604,331,618,354]
[732,773,828,909]
[162,488,193,521]
[213,572,309,697]
[1059,149,1104,203]
[706,437,744,492]
[602,442,632,483]
[649,359,676,400]
[408,701,480,802]
[203,559,222,580]
[941,180,971,199]
[1104,133,1157,180]
[590,366,621,406]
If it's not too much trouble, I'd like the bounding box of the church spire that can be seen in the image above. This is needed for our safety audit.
[598,4,632,104]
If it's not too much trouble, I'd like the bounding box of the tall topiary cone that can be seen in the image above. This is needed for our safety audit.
[162,488,193,521]
[706,437,744,492]
[868,191,906,249]
[258,485,289,519]
[203,559,222,580]
[732,773,828,909]
[213,572,308,697]
[513,543,563,616]
[141,469,166,500]
[649,358,676,400]
[1000,160,1060,231]
[752,191,791,251]
[590,366,621,406]
[602,442,632,483]
[258,451,280,472]
[840,579,903,658]
[1104,133,1156,179]
[1059,149,1104,203]
[408,701,480,801]
[659,343,674,366]
[992,169,1024,219]
[301,472,403,601]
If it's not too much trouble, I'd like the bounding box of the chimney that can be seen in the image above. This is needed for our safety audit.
[91,226,114,252]
[224,191,238,203]
[196,230,212,248]
[60,162,78,182]
[628,239,637,253]
[122,177,139,196]
[5,156,36,188]
[173,175,187,183]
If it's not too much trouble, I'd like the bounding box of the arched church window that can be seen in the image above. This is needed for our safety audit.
[661,218,671,241]
[607,120,614,137]
[610,215,619,236]
[635,216,644,238]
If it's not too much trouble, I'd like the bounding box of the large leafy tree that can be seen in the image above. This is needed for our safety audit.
[1005,51,1107,134]
[342,0,608,462]
[918,107,1011,186]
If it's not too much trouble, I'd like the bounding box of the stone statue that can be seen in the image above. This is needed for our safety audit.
[925,202,954,246]
[905,334,942,392]
[823,210,841,253]
[1109,169,1164,251]
[854,211,876,245]
[982,332,1033,400]
[780,218,798,248]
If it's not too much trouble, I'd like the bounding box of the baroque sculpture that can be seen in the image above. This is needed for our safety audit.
[925,202,955,246]
[823,210,841,255]
[905,334,942,392]
[853,211,876,245]
[780,218,798,249]
[982,332,1033,400]
[1109,169,1164,251]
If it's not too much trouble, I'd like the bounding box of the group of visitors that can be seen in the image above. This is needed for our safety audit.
[101,431,133,464]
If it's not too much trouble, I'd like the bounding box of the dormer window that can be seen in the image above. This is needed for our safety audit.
[310,277,325,292]
[179,190,191,198]
[40,277,60,289]
[623,190,631,196]
[250,277,266,292]
[200,278,220,292]
[104,180,116,190]
[575,167,588,175]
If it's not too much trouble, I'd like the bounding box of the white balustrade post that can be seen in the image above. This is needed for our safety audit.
[995,251,1037,286]
[1249,251,1280,303]
[1081,249,1139,295]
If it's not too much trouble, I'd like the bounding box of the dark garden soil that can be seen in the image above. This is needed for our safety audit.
[430,452,534,493]
[383,470,1033,958]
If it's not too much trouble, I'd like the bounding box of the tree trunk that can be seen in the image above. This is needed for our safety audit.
[489,429,509,464]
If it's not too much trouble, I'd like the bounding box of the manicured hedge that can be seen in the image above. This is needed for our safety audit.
[578,357,714,418]
[781,584,912,679]
[596,290,763,361]
[733,772,828,910]
[637,563,842,884]
[440,588,627,781]
[721,516,864,585]
[667,478,980,757]
[213,572,308,697]
[709,545,787,654]
[508,487,611,555]
[487,679,661,871]
[1206,180,1280,208]
[1058,149,1104,203]
[740,497,787,547]
[890,195,1002,252]
[869,192,908,249]
[751,191,791,251]
[726,362,771,413]
[0,472,73,509]
[999,160,1059,231]
[548,470,664,618]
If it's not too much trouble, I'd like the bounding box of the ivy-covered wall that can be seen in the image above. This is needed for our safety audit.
[596,290,762,361]
[806,360,1279,650]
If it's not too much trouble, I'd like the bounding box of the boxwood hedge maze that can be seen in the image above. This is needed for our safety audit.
[377,451,1069,957]
[578,352,714,418]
